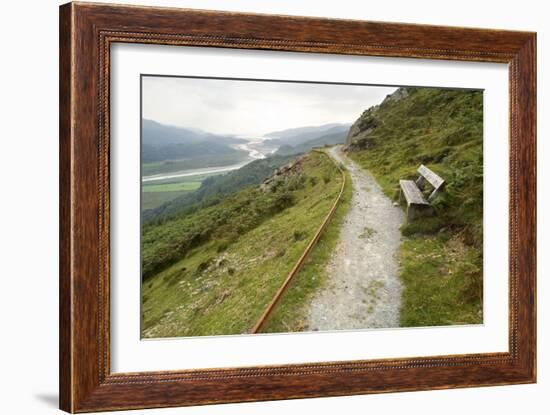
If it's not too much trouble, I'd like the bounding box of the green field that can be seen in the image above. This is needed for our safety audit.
[143,182,201,193]
[142,180,201,210]
[141,151,344,338]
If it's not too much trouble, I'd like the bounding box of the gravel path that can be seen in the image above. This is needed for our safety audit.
[307,146,405,331]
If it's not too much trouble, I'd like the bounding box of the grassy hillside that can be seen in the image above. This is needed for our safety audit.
[347,87,483,326]
[259,169,352,333]
[142,151,345,337]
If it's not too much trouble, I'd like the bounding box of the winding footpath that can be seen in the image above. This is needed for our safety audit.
[307,146,405,331]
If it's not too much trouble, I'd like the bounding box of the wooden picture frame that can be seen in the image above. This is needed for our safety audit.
[59,2,536,412]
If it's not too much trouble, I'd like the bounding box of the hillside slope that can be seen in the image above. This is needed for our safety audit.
[142,151,346,337]
[346,87,484,326]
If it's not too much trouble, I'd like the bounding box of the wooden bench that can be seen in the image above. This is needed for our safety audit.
[399,165,445,221]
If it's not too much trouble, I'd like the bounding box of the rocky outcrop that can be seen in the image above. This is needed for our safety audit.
[344,87,410,152]
[344,106,379,151]
[260,156,304,192]
[381,87,409,105]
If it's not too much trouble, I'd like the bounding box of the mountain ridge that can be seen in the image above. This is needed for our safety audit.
[275,130,347,156]
[265,123,350,147]
[142,119,249,167]
[143,119,246,147]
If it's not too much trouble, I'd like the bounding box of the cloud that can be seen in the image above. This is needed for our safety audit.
[142,76,397,136]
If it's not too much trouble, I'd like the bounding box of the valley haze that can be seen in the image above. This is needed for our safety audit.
[142,75,397,136]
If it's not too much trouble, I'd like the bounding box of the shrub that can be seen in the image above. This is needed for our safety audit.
[216,240,229,253]
[287,174,306,191]
[293,230,306,241]
[272,191,294,212]
[196,258,213,274]
[400,217,445,236]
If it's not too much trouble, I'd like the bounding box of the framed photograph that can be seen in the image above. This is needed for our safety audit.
[59,2,536,412]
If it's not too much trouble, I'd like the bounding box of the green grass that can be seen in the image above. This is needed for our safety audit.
[347,87,483,326]
[348,88,483,246]
[141,151,345,337]
[142,191,190,210]
[141,181,201,210]
[141,171,237,212]
[259,168,352,333]
[143,182,201,193]
[399,234,483,326]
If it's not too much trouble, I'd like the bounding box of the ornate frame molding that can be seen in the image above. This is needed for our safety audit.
[60,2,536,412]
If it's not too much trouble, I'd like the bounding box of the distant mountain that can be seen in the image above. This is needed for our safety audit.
[142,119,245,147]
[143,119,202,146]
[142,119,247,164]
[265,123,350,147]
[275,130,347,156]
[265,123,345,140]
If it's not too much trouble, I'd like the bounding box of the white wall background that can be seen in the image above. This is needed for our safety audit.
[0,0,546,414]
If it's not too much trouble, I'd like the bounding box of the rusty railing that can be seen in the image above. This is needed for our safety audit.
[251,150,347,333]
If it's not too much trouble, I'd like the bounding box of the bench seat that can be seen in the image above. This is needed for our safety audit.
[399,179,434,220]
[399,180,429,206]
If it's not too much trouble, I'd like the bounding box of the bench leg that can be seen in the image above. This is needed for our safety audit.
[407,204,434,221]
[407,205,416,221]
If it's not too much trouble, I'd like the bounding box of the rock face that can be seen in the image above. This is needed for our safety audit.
[344,106,379,150]
[381,87,409,104]
[344,87,410,151]
[260,156,304,192]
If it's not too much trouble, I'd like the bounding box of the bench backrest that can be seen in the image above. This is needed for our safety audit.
[416,164,445,201]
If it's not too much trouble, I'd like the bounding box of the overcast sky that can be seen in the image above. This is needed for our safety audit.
[142,76,397,137]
